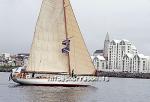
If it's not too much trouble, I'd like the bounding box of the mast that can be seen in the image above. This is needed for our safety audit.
[63,0,71,75]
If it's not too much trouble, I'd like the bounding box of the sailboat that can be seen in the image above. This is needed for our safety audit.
[11,0,99,87]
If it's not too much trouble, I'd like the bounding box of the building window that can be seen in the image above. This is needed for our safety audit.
[102,63,104,69]
[143,61,146,70]
[97,61,99,68]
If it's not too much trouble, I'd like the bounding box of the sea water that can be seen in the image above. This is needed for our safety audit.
[0,72,150,102]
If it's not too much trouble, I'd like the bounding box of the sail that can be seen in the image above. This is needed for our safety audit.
[27,0,96,75]
[64,0,95,75]
[27,0,69,73]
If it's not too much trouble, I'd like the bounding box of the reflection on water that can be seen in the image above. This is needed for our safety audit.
[19,86,95,102]
[1,72,150,102]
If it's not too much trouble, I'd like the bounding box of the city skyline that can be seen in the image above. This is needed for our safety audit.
[92,34,150,73]
[0,0,150,55]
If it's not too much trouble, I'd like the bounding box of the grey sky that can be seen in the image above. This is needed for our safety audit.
[0,0,150,55]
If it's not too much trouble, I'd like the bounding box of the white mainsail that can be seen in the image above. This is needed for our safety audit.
[27,0,69,73]
[27,0,95,75]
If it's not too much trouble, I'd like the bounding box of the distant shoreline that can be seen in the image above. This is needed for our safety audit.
[1,68,150,79]
[0,66,19,72]
[97,71,150,79]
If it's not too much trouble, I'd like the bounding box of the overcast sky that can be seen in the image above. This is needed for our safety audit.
[0,0,150,55]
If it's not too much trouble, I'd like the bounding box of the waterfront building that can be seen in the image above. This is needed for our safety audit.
[0,53,11,60]
[93,33,110,69]
[0,53,29,67]
[108,39,121,72]
[92,33,150,73]
[0,53,11,66]
[92,55,106,71]
[122,53,133,72]
[132,54,150,73]
[108,39,139,72]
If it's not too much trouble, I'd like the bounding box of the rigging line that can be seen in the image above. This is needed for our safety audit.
[73,38,77,73]
[63,0,71,75]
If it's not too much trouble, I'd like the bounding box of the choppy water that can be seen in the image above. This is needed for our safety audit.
[1,72,150,102]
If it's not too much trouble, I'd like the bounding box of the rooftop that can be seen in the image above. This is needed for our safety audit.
[94,50,104,54]
[97,55,106,61]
